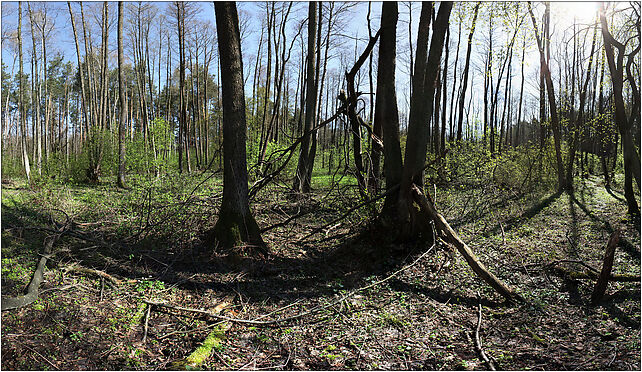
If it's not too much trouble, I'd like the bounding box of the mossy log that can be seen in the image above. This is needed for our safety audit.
[171,323,231,370]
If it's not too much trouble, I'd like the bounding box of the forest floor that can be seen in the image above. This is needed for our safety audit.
[1,172,640,370]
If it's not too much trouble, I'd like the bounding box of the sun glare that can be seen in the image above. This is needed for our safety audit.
[553,2,600,25]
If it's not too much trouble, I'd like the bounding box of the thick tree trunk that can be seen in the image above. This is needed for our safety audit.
[212,2,266,253]
[398,2,452,239]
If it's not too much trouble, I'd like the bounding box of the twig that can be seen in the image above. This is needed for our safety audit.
[99,277,105,302]
[23,344,58,370]
[473,301,496,371]
[296,185,399,243]
[212,349,232,369]
[142,304,152,343]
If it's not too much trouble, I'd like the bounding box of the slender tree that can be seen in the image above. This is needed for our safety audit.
[528,1,566,191]
[117,1,127,188]
[599,3,640,214]
[18,2,31,182]
[456,2,480,141]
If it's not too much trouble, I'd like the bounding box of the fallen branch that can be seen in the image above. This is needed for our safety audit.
[473,301,496,371]
[1,228,65,311]
[260,207,312,233]
[591,231,620,305]
[142,303,152,343]
[411,185,522,303]
[62,263,137,286]
[296,185,399,243]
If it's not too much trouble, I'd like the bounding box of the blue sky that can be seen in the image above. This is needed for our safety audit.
[1,1,610,132]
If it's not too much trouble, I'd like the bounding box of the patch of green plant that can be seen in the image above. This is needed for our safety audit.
[379,311,409,330]
[136,279,165,293]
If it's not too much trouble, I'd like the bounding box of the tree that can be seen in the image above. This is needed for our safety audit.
[376,1,403,218]
[210,1,266,253]
[117,1,127,188]
[528,1,566,191]
[293,2,318,194]
[599,3,640,215]
[397,1,452,239]
[456,2,481,142]
[18,2,31,182]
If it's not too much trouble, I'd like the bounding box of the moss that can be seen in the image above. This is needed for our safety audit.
[172,323,230,370]
[127,302,148,330]
[211,206,267,254]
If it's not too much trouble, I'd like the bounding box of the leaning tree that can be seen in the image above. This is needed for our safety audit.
[375,2,520,302]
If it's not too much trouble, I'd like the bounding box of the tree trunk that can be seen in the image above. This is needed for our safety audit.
[18,2,31,182]
[117,2,127,188]
[398,2,452,239]
[375,2,403,218]
[211,1,266,254]
[456,2,481,142]
[528,1,566,191]
[293,2,318,194]
[599,5,640,214]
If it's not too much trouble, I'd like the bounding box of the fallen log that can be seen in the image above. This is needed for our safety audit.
[411,185,522,303]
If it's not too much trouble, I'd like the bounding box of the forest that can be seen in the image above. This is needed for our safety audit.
[0,0,640,370]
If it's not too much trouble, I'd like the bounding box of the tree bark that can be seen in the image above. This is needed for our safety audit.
[212,1,266,253]
[293,2,318,194]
